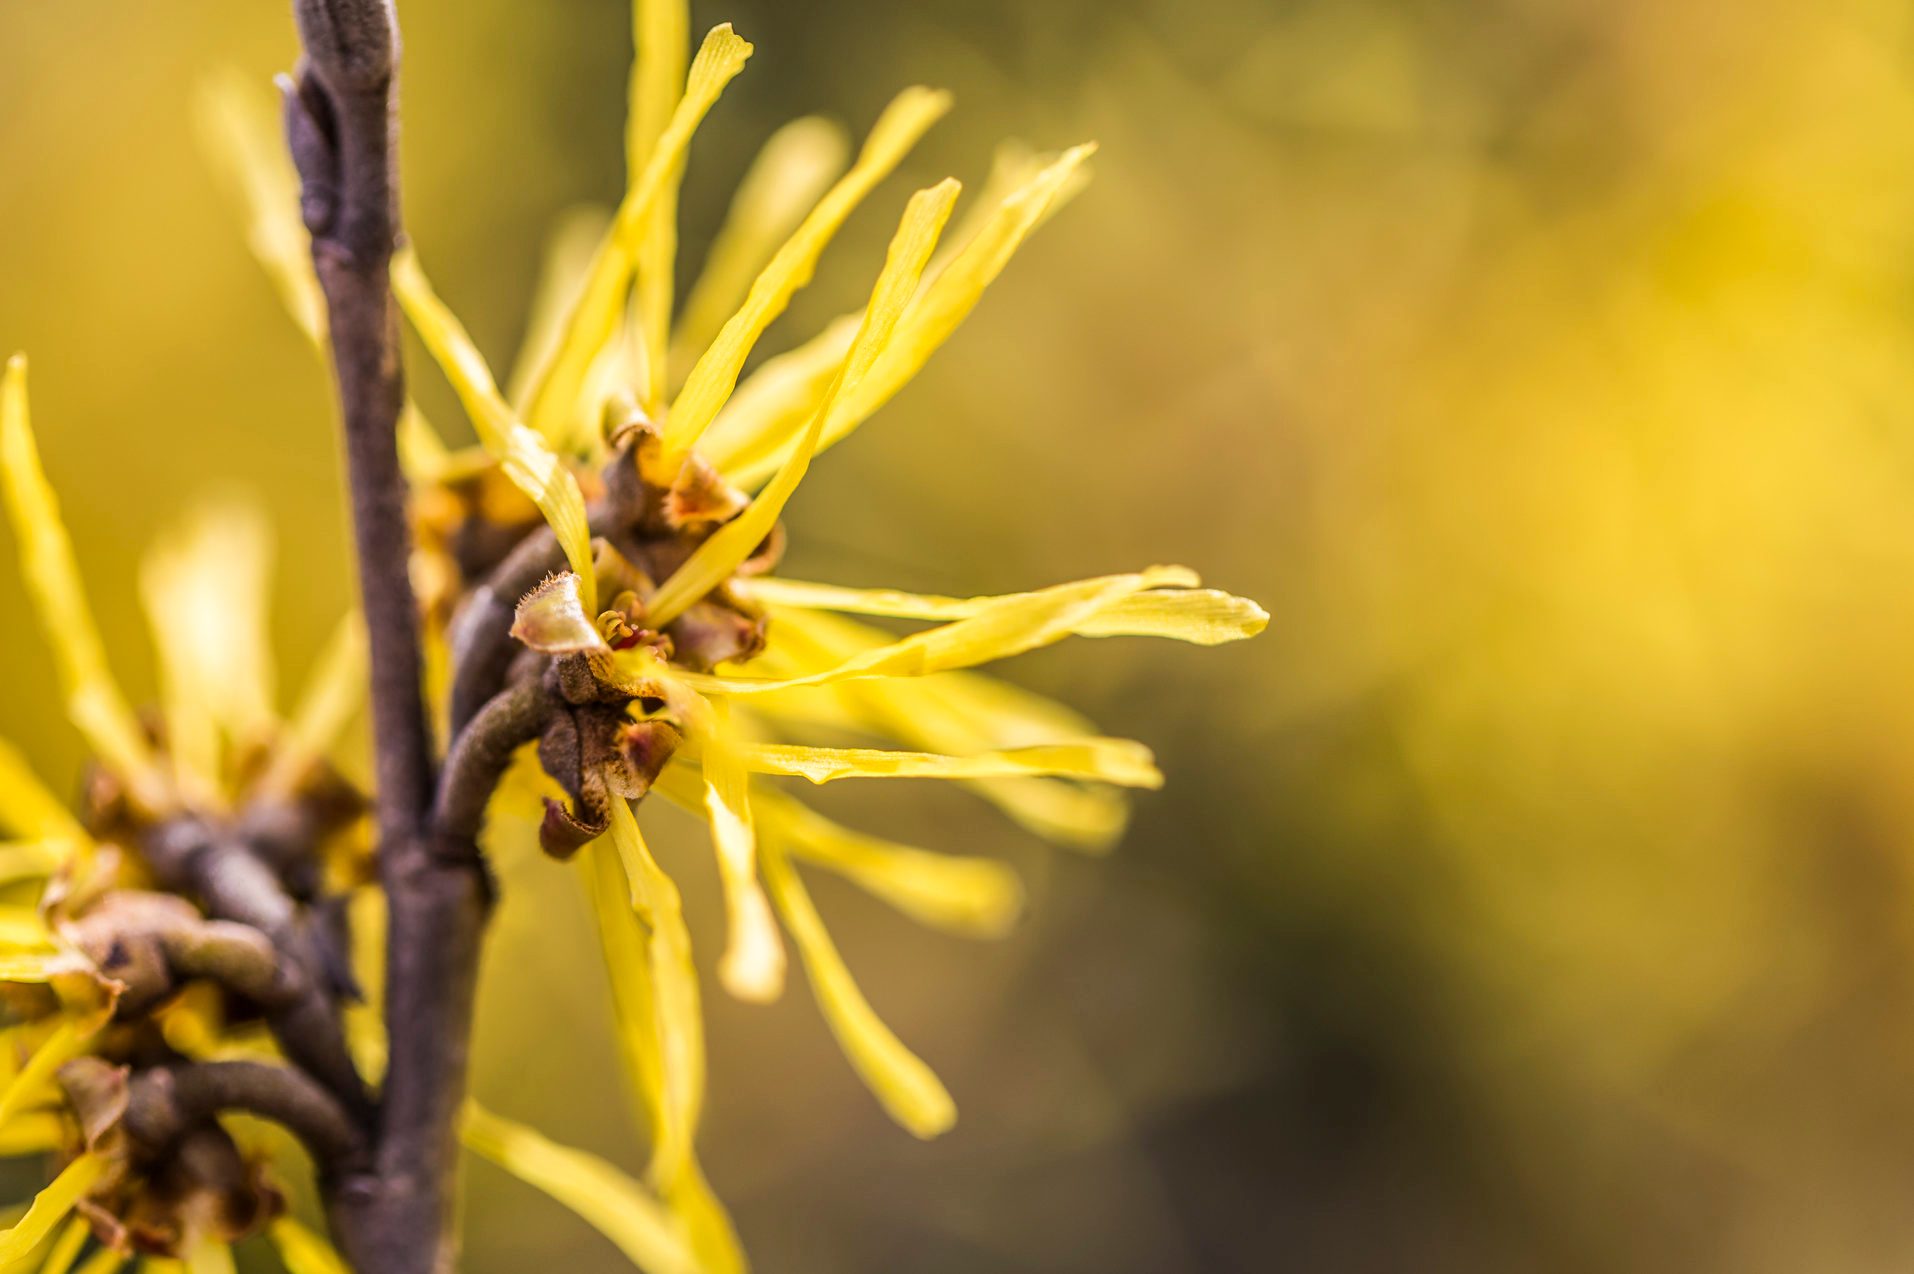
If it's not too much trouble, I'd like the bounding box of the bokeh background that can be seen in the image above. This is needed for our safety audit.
[7,0,1914,1269]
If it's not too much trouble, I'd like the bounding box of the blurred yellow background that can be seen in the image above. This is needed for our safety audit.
[8,0,1914,1269]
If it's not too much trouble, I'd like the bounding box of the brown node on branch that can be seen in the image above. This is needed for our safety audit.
[54,1057,291,1259]
[59,891,305,1024]
[531,652,682,860]
[441,421,778,740]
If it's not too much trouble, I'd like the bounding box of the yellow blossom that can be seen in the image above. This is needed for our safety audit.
[0,371,384,1267]
[199,0,1268,1267]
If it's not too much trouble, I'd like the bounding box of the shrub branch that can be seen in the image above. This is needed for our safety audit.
[282,1,523,1268]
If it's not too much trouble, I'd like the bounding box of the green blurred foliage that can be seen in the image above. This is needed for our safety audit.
[10,0,1914,1270]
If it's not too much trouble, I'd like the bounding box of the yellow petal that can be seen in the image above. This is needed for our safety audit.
[153,986,225,1063]
[743,571,1266,642]
[72,1246,126,1274]
[828,144,1097,451]
[255,611,366,801]
[0,1021,88,1129]
[461,1101,696,1274]
[751,576,1267,645]
[0,1111,63,1157]
[736,571,1078,619]
[911,664,1099,746]
[699,718,785,1003]
[754,604,1099,741]
[266,1218,350,1274]
[628,0,692,410]
[576,832,747,1273]
[747,680,1130,849]
[421,607,454,761]
[758,837,954,1137]
[737,739,1161,788]
[506,207,615,414]
[689,568,1193,697]
[0,909,53,950]
[600,802,704,1191]
[664,1163,745,1274]
[702,143,1085,487]
[526,26,754,450]
[194,72,326,345]
[195,75,458,489]
[727,696,1125,853]
[1078,588,1271,644]
[671,118,851,383]
[580,838,662,1133]
[745,607,1130,850]
[0,1152,103,1262]
[930,140,1086,279]
[181,1243,235,1274]
[0,960,111,1030]
[139,498,279,806]
[0,740,85,845]
[32,1216,86,1274]
[697,315,858,478]
[648,179,959,627]
[0,955,61,984]
[628,0,691,179]
[755,788,1022,937]
[614,291,658,432]
[396,401,458,488]
[0,356,169,812]
[342,885,388,1085]
[962,774,1128,851]
[726,144,1095,487]
[662,86,952,454]
[393,251,600,613]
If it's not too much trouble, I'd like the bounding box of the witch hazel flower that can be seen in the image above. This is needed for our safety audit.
[0,358,381,1269]
[189,2,1268,1268]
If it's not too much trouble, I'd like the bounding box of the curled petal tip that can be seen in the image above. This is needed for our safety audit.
[539,798,606,861]
[511,572,607,655]
[719,951,785,1004]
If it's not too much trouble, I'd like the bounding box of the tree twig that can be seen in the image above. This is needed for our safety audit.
[125,1060,369,1178]
[284,0,432,861]
[285,3,504,1268]
[444,527,568,737]
[435,672,556,846]
[67,891,299,1017]
[144,821,371,1123]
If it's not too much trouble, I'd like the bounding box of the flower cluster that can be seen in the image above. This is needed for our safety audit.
[1,2,1265,1270]
[0,380,374,1270]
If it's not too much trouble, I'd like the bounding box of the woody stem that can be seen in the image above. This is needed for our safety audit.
[284,1,493,1269]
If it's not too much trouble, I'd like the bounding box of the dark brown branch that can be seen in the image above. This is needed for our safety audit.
[70,893,299,1016]
[144,823,370,1123]
[360,849,485,1272]
[284,0,431,861]
[435,672,556,845]
[445,526,567,737]
[158,920,294,1005]
[125,1060,368,1177]
[286,5,503,1269]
